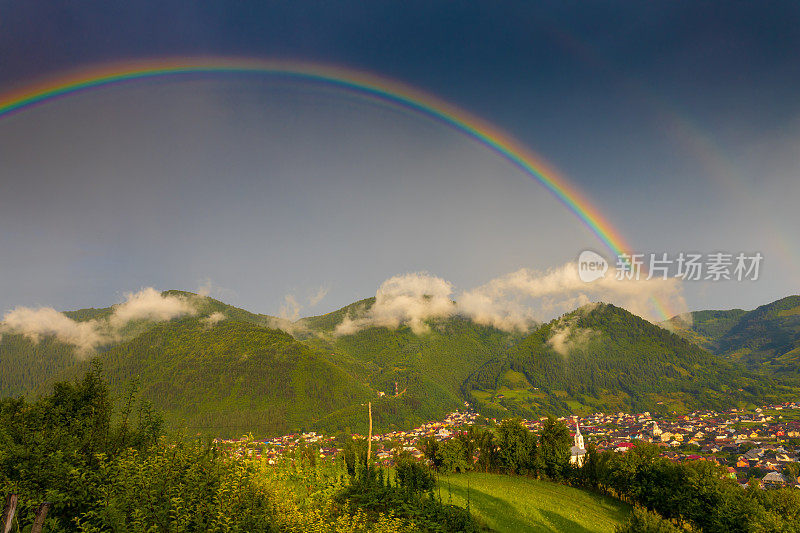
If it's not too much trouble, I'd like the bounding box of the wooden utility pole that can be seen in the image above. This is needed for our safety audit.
[30,502,51,533]
[2,494,17,533]
[367,401,373,463]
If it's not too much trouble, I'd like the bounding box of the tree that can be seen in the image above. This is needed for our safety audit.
[0,364,162,530]
[395,454,435,496]
[576,442,600,487]
[473,427,500,473]
[615,506,680,533]
[342,436,368,477]
[496,419,537,475]
[538,417,572,480]
[419,436,443,471]
[439,438,472,474]
[781,461,799,483]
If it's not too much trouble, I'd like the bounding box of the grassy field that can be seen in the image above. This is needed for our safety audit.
[439,472,631,533]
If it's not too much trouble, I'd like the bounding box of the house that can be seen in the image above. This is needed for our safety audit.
[744,448,764,461]
[762,471,787,489]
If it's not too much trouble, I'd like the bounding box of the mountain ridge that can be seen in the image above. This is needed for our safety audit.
[665,295,800,379]
[2,290,799,437]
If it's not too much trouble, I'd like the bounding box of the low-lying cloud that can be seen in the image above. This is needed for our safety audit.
[334,261,688,335]
[1,306,105,354]
[201,311,226,328]
[1,288,198,356]
[308,286,329,307]
[337,273,455,335]
[546,307,599,357]
[109,288,196,328]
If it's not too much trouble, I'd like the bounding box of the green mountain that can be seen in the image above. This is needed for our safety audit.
[665,295,800,378]
[67,318,375,436]
[0,334,82,398]
[663,309,747,351]
[0,292,280,399]
[463,303,792,418]
[1,291,523,436]
[3,291,798,437]
[297,298,524,430]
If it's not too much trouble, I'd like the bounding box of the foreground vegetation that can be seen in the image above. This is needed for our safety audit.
[577,443,800,532]
[2,368,799,532]
[0,366,477,532]
[439,472,629,533]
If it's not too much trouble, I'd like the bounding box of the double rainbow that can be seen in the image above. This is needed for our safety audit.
[0,57,671,319]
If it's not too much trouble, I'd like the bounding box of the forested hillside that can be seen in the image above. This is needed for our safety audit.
[58,318,378,436]
[464,303,793,418]
[298,298,524,433]
[667,295,800,379]
[0,335,82,398]
[0,291,280,399]
[3,291,798,437]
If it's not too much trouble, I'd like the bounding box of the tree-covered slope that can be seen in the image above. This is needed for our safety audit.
[63,318,376,437]
[663,309,747,351]
[665,295,800,379]
[0,335,83,398]
[716,295,800,375]
[464,303,791,418]
[296,297,376,334]
[2,291,522,436]
[0,291,280,399]
[6,291,798,437]
[298,299,524,429]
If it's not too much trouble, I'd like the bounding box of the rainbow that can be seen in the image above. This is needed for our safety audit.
[0,57,674,319]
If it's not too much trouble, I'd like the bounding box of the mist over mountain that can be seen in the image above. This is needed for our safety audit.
[462,303,794,419]
[1,290,798,437]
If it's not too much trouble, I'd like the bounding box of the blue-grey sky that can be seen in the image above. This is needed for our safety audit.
[1,1,799,318]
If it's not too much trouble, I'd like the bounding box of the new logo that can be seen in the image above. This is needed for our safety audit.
[578,250,608,283]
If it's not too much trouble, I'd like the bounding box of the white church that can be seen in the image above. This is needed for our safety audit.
[570,418,587,467]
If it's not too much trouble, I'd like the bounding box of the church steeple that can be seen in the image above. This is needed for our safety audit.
[570,417,587,467]
[574,418,585,450]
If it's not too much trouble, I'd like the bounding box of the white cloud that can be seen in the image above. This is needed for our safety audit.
[308,286,329,307]
[334,262,688,335]
[458,262,687,330]
[1,306,104,356]
[546,314,597,357]
[201,311,226,328]
[110,288,196,328]
[335,272,455,335]
[279,294,302,322]
[1,287,201,356]
[274,286,329,328]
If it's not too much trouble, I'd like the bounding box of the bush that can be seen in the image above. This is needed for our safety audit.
[615,506,681,533]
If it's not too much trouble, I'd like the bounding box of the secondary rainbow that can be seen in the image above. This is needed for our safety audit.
[0,57,673,319]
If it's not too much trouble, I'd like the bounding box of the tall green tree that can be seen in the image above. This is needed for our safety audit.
[496,419,538,475]
[538,416,572,480]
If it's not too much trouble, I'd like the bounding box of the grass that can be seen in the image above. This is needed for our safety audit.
[439,472,631,533]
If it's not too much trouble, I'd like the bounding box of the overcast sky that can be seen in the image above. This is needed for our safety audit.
[1,2,799,318]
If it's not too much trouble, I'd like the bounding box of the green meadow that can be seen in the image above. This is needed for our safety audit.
[440,472,631,533]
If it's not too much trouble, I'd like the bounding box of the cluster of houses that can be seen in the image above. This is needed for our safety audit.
[215,400,800,490]
[548,401,800,489]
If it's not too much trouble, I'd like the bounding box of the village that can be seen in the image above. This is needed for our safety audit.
[216,401,800,491]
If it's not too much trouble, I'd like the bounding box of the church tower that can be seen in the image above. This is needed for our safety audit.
[570,417,587,466]
[574,418,585,450]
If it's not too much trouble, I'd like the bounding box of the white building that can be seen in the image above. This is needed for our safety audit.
[570,418,587,467]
